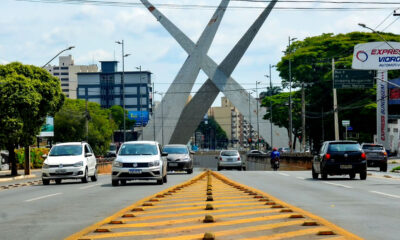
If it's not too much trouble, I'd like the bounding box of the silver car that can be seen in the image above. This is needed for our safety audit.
[217,150,245,171]
[111,141,168,186]
[163,144,194,174]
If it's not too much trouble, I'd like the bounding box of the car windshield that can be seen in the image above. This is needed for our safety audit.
[119,144,158,155]
[362,145,384,151]
[49,145,82,156]
[221,150,239,156]
[163,147,188,154]
[328,143,360,152]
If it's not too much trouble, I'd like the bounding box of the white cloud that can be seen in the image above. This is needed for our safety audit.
[75,49,114,65]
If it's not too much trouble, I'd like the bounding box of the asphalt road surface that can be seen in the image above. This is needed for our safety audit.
[1,168,400,239]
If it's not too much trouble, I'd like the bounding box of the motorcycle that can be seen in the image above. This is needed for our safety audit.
[271,157,280,171]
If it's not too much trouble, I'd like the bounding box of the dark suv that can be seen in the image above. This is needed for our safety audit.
[312,141,367,180]
[361,143,387,172]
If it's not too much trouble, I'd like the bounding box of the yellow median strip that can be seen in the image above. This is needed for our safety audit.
[66,170,363,240]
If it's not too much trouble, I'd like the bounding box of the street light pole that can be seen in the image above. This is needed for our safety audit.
[41,46,75,68]
[155,91,165,145]
[288,36,296,152]
[255,81,261,150]
[116,40,130,142]
[136,66,143,140]
[265,64,275,149]
[248,92,252,150]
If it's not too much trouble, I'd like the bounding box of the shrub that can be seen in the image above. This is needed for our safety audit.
[15,148,49,169]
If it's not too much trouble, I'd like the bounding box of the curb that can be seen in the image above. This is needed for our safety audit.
[0,174,37,183]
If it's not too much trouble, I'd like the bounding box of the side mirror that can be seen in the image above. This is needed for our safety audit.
[161,152,168,157]
[85,153,93,157]
[42,154,47,159]
[190,151,195,154]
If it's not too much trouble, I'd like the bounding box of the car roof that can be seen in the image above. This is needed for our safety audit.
[54,142,85,146]
[123,141,159,145]
[164,144,187,148]
[325,140,358,144]
[361,143,383,146]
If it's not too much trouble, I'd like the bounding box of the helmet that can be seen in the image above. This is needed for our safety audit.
[273,147,277,151]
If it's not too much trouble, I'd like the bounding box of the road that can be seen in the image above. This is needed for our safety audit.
[0,168,399,239]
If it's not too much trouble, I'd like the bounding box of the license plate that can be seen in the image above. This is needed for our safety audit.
[169,163,178,167]
[129,169,142,174]
[55,169,66,173]
[340,165,352,169]
[228,158,233,162]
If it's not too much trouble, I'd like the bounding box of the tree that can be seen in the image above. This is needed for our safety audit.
[196,117,228,149]
[54,99,117,155]
[0,62,64,176]
[273,32,400,150]
[109,105,135,130]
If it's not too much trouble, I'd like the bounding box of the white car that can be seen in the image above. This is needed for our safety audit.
[111,141,168,186]
[42,142,97,185]
[217,150,245,171]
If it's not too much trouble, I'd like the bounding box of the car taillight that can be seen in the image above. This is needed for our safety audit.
[361,153,366,160]
[383,151,387,156]
[325,153,331,160]
[238,157,241,161]
[219,157,222,161]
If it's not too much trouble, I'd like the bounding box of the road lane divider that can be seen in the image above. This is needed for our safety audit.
[322,181,353,189]
[370,190,400,199]
[25,192,62,202]
[66,170,363,240]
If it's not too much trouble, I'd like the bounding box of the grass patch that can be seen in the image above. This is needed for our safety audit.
[391,166,400,172]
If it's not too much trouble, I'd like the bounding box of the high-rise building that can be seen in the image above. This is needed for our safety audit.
[77,61,152,126]
[44,55,98,99]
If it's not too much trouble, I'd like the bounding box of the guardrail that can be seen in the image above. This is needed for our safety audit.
[96,157,114,174]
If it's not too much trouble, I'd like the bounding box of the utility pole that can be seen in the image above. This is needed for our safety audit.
[116,40,129,142]
[301,82,306,151]
[152,82,155,141]
[85,99,89,142]
[248,92,252,149]
[255,81,261,150]
[332,58,339,140]
[268,64,274,148]
[288,36,296,152]
[136,66,143,140]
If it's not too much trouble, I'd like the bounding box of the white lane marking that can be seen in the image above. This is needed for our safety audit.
[296,177,306,180]
[370,191,400,199]
[322,181,353,189]
[79,183,102,190]
[278,173,290,177]
[25,193,62,202]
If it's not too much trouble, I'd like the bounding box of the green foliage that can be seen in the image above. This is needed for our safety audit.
[15,148,49,168]
[196,117,228,148]
[0,62,64,175]
[109,105,135,130]
[54,99,117,155]
[273,32,400,150]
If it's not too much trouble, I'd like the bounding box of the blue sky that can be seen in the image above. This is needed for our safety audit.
[1,0,400,104]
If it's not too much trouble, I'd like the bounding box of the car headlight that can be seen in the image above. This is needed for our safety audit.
[73,161,84,167]
[113,161,123,168]
[42,163,49,169]
[182,157,191,161]
[149,160,161,167]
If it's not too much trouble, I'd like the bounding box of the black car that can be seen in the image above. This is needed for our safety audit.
[361,143,387,172]
[312,141,367,180]
[163,144,194,174]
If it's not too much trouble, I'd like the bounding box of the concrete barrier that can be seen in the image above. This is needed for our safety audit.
[246,153,313,171]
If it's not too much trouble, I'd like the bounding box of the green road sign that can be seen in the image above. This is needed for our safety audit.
[334,69,375,89]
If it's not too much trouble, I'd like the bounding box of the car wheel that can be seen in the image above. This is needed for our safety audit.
[163,174,167,183]
[242,166,246,171]
[42,179,50,185]
[55,179,62,184]
[112,180,119,186]
[312,166,319,180]
[321,171,328,180]
[380,165,387,172]
[239,167,242,171]
[186,169,193,174]
[349,173,356,179]
[360,171,367,180]
[81,168,89,183]
[91,167,98,182]
[217,166,221,171]
[157,178,163,185]
[120,180,126,185]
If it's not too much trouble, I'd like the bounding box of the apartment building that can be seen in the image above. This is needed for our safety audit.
[44,55,98,99]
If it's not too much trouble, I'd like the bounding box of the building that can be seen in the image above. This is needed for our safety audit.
[44,55,98,99]
[77,61,152,125]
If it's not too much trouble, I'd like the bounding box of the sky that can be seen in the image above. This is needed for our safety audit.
[1,0,400,104]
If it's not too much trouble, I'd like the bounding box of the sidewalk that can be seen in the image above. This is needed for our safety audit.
[0,169,41,183]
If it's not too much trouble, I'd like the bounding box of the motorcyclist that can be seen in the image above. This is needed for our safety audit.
[270,147,280,168]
